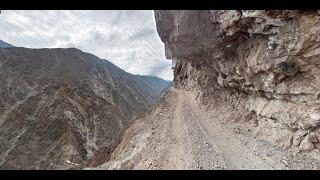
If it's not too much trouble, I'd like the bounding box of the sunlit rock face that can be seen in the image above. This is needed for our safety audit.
[155,10,320,151]
[0,47,169,169]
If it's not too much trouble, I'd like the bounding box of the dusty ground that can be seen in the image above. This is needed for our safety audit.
[89,87,320,170]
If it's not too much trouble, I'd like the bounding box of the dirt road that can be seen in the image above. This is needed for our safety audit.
[91,88,320,170]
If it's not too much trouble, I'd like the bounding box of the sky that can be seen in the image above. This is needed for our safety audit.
[0,10,173,80]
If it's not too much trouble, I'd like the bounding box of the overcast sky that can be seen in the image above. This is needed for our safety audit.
[0,10,173,80]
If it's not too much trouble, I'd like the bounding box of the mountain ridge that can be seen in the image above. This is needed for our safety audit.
[0,40,14,48]
[0,46,169,169]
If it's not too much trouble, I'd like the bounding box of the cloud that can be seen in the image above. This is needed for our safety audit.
[128,28,155,41]
[0,10,173,80]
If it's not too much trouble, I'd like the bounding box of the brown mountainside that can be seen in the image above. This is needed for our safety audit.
[0,47,169,169]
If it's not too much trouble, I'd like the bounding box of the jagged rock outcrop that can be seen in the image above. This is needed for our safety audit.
[0,47,169,169]
[155,10,320,153]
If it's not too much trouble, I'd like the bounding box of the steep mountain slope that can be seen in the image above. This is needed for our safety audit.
[94,10,320,170]
[0,40,14,48]
[0,47,169,169]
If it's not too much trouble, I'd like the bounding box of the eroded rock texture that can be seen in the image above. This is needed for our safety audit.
[155,10,320,152]
[0,47,169,169]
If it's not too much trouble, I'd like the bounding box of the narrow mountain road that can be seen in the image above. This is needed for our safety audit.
[162,89,195,169]
[161,89,276,169]
[92,88,320,170]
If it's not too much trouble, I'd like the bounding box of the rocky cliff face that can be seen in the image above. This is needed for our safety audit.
[0,47,169,169]
[155,10,320,153]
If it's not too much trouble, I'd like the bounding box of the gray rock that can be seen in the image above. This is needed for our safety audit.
[299,136,315,152]
[155,10,320,152]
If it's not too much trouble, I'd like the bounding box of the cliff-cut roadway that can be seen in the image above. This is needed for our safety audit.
[92,88,320,170]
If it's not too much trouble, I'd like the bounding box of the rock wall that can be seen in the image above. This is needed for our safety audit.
[155,10,320,152]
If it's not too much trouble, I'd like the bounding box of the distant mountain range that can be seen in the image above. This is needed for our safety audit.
[0,40,14,48]
[134,75,171,99]
[0,41,170,169]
